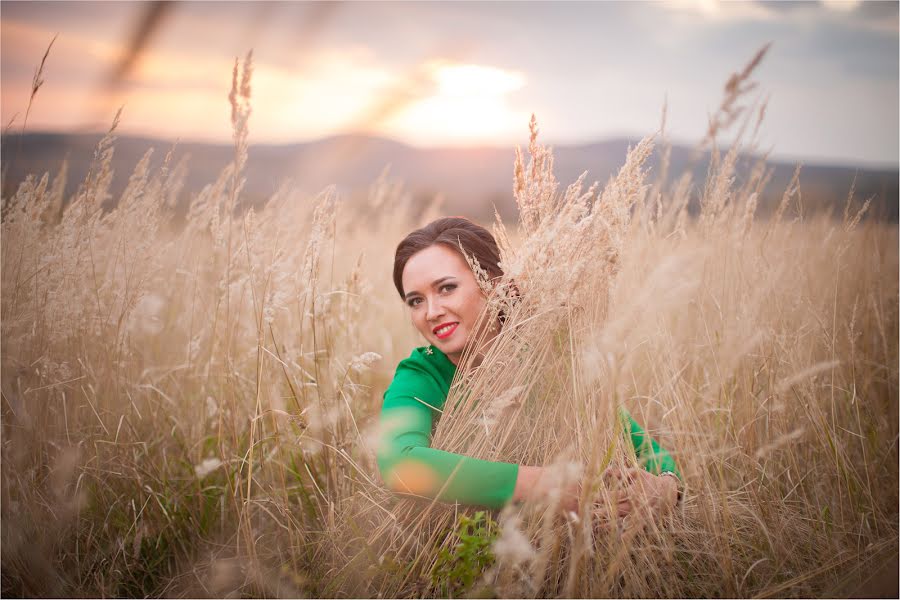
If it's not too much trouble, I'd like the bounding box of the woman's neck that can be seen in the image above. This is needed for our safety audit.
[448,331,498,370]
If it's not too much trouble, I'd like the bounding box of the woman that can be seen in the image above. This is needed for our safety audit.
[377,217,680,518]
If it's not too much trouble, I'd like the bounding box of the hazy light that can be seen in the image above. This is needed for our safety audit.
[383,61,527,145]
[663,0,774,21]
[434,62,524,97]
[683,0,720,16]
[820,0,862,13]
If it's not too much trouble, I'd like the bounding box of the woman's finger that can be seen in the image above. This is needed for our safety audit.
[622,468,640,483]
[609,467,634,483]
[603,467,639,491]
[602,468,622,486]
[593,511,614,535]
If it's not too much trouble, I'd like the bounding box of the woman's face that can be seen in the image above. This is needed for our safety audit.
[401,244,489,366]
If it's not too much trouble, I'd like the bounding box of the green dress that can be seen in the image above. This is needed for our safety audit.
[377,345,679,509]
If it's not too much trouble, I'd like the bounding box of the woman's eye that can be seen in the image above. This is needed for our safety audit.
[440,284,457,294]
[407,297,422,307]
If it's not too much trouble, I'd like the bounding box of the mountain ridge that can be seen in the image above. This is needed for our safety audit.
[3,131,897,222]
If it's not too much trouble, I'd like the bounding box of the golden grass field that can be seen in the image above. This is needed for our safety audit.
[2,51,897,598]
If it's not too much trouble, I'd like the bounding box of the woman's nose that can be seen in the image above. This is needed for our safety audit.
[425,297,445,321]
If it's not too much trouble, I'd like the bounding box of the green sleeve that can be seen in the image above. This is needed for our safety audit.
[618,408,680,479]
[377,364,518,510]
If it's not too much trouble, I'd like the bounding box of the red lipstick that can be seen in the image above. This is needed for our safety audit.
[432,322,459,340]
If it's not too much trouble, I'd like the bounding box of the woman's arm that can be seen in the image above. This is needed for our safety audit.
[378,360,679,510]
[511,465,583,513]
[618,408,682,511]
[378,404,680,513]
[378,404,581,512]
[378,352,523,509]
[618,407,680,478]
[377,400,519,510]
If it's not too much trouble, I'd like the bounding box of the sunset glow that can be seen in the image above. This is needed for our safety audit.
[0,1,896,165]
[434,63,524,97]
[384,62,527,145]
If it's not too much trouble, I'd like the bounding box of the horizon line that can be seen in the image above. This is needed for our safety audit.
[6,127,899,172]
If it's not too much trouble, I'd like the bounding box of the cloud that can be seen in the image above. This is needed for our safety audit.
[1,0,896,166]
[661,0,898,35]
[821,0,862,13]
[384,61,530,145]
[661,0,776,21]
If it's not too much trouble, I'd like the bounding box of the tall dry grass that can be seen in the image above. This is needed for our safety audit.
[2,49,897,598]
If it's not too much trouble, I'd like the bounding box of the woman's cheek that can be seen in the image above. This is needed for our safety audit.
[411,312,426,336]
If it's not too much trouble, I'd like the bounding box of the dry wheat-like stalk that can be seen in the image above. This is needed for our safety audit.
[1,41,896,600]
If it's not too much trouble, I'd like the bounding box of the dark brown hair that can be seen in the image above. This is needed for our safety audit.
[393,217,503,299]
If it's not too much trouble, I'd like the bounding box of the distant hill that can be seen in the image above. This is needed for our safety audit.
[2,132,896,222]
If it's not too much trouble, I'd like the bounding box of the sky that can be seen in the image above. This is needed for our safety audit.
[1,1,897,168]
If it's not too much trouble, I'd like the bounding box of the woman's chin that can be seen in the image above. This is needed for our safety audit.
[433,337,465,356]
[435,341,459,353]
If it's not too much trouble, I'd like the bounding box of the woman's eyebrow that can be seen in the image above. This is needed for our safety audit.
[431,276,456,287]
[404,276,456,300]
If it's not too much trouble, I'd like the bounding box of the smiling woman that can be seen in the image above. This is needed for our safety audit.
[394,223,501,364]
[377,217,681,513]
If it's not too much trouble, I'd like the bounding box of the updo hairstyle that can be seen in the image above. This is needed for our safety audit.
[392,217,503,300]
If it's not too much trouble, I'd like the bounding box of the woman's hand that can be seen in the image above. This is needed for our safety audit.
[512,465,582,513]
[612,468,679,524]
[514,465,679,521]
[649,471,680,513]
[599,467,639,518]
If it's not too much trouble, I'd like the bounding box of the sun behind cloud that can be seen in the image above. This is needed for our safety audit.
[384,61,528,146]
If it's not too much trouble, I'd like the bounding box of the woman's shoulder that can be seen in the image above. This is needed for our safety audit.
[393,345,454,379]
[383,345,455,403]
[402,345,437,364]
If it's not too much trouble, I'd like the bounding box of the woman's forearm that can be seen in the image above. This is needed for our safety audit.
[512,465,580,512]
[511,465,543,503]
[619,409,680,477]
[512,463,678,515]
[378,444,519,509]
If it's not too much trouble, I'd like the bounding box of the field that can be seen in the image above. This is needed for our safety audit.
[2,53,898,598]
